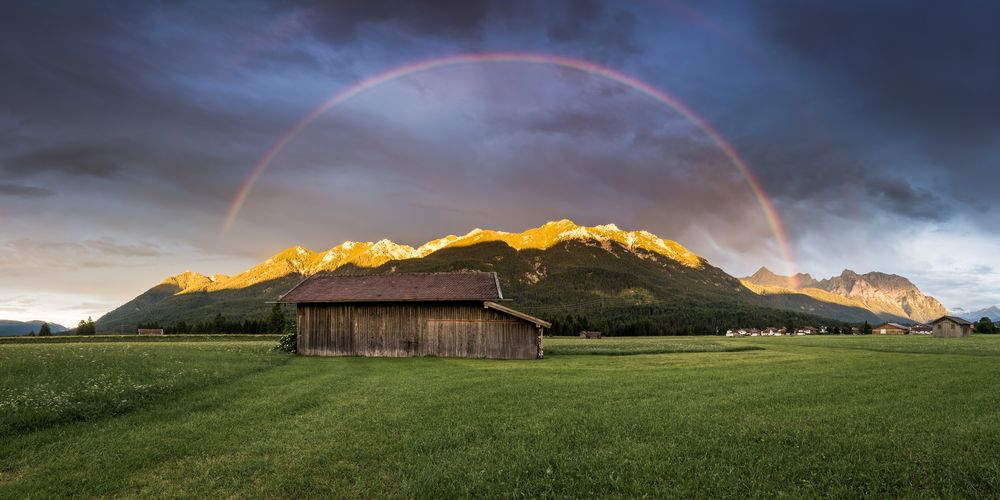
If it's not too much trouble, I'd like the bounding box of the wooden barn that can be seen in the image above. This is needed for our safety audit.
[579,331,602,339]
[873,322,910,335]
[931,316,973,338]
[276,272,550,359]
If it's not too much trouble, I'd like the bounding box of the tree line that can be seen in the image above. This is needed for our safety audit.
[132,304,290,335]
[543,304,854,336]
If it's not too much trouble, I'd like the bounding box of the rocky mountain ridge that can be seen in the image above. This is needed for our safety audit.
[743,267,948,323]
[97,220,938,332]
[163,219,704,295]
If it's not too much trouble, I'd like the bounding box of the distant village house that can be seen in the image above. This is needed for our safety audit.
[137,328,164,335]
[873,322,910,335]
[579,331,602,339]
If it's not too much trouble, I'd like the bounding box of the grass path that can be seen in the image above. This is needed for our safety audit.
[2,337,1000,497]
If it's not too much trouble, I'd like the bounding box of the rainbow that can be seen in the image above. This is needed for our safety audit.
[224,52,797,283]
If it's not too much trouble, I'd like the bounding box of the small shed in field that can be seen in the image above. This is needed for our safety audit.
[873,322,910,335]
[276,272,550,359]
[579,331,602,339]
[137,329,164,335]
[931,316,973,338]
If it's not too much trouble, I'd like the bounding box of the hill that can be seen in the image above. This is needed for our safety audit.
[0,320,69,337]
[96,220,850,335]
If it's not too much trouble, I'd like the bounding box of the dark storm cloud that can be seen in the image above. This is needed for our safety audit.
[290,0,520,43]
[547,0,640,61]
[865,177,949,222]
[0,183,53,198]
[3,144,122,178]
[660,0,1000,243]
[750,0,1000,162]
[281,0,641,63]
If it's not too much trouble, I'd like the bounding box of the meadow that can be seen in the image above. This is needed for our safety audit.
[2,335,999,497]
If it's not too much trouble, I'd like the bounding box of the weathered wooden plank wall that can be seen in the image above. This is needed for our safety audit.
[297,302,540,359]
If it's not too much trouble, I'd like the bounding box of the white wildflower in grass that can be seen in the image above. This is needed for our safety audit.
[0,341,284,437]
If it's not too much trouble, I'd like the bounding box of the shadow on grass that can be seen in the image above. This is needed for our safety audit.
[544,341,763,356]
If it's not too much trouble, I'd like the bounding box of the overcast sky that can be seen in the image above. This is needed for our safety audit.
[2,0,999,326]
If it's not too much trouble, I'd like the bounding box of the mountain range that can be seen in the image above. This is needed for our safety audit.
[741,267,948,323]
[954,306,1000,322]
[97,220,945,334]
[0,320,69,337]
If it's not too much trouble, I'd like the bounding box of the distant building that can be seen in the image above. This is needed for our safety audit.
[137,329,164,335]
[796,326,818,335]
[931,316,973,338]
[276,272,549,359]
[762,327,780,336]
[910,323,933,335]
[850,327,860,334]
[873,322,911,335]
[579,331,602,339]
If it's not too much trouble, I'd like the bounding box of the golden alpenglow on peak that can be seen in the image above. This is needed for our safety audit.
[162,271,213,291]
[163,220,705,295]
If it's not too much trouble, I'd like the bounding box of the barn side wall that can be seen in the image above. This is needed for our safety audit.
[933,321,971,338]
[296,302,541,359]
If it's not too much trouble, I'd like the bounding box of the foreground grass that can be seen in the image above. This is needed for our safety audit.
[0,341,286,436]
[2,336,1000,497]
[545,336,761,355]
[0,334,280,345]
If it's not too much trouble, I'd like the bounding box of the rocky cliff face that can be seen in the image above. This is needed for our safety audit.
[814,270,947,323]
[744,267,948,323]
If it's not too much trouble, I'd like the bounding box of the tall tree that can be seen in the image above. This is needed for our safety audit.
[38,322,52,336]
[268,303,286,334]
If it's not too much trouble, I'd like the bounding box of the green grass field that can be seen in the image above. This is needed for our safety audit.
[2,335,999,497]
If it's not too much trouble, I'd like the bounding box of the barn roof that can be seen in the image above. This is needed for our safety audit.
[277,272,504,303]
[874,322,911,330]
[484,301,551,328]
[931,315,973,326]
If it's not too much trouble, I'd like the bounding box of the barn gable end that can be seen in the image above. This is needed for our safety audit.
[930,315,973,338]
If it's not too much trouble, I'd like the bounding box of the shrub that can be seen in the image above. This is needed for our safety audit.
[275,319,297,353]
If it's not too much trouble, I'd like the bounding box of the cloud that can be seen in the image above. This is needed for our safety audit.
[281,0,642,63]
[749,0,1000,163]
[0,296,36,313]
[0,238,161,272]
[3,143,122,178]
[297,0,514,43]
[546,0,640,62]
[865,176,950,222]
[0,182,53,198]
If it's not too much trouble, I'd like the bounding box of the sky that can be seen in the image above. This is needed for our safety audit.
[2,0,999,326]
